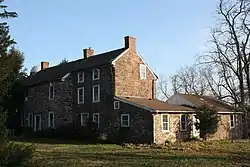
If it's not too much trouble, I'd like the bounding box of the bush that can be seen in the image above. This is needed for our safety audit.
[195,105,219,141]
[31,124,100,142]
[0,142,35,167]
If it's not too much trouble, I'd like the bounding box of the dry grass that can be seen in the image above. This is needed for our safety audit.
[16,139,250,167]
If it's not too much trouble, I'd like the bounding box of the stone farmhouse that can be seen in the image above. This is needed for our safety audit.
[22,36,242,144]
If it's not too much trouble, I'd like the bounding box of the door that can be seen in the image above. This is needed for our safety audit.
[192,115,200,138]
[34,115,41,131]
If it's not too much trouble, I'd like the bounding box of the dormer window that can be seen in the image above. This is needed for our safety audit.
[49,83,54,100]
[78,71,84,83]
[140,64,146,79]
[92,69,100,80]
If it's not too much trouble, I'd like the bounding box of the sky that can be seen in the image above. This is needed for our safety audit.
[5,0,218,77]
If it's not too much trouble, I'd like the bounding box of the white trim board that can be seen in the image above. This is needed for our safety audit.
[114,97,241,114]
[156,110,242,114]
[114,96,154,112]
[61,73,71,81]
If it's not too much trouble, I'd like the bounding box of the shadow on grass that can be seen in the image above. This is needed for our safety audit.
[34,150,238,165]
[12,137,113,145]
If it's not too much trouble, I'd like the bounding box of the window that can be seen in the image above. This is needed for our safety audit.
[27,113,33,127]
[114,101,120,110]
[180,114,188,131]
[81,113,89,126]
[162,114,169,132]
[77,87,84,104]
[49,83,54,100]
[92,69,100,80]
[121,114,130,127]
[230,114,235,128]
[140,64,146,79]
[78,71,84,83]
[93,113,99,128]
[93,84,100,102]
[48,112,55,128]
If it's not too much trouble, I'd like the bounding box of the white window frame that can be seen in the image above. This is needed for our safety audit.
[81,113,89,126]
[27,113,33,127]
[180,114,188,131]
[121,114,130,127]
[77,87,84,104]
[114,101,120,110]
[48,112,55,128]
[34,114,41,131]
[140,64,146,79]
[229,114,235,128]
[77,71,84,83]
[93,113,99,128]
[92,69,100,80]
[92,84,100,103]
[161,114,169,132]
[49,83,54,100]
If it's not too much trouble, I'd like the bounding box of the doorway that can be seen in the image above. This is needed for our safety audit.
[34,114,41,131]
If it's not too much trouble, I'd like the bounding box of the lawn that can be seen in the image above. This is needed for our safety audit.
[17,139,250,167]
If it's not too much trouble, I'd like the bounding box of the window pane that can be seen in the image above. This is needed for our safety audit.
[81,113,89,126]
[162,115,169,131]
[78,72,84,82]
[93,69,99,79]
[122,115,128,121]
[163,115,168,122]
[50,86,54,99]
[78,88,83,103]
[163,122,168,130]
[93,114,99,123]
[93,85,100,102]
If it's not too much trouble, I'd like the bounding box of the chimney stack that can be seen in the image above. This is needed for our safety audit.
[124,36,136,51]
[41,61,49,70]
[83,47,94,59]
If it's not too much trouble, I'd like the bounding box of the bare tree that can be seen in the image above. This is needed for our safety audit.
[156,75,171,101]
[171,65,211,96]
[198,0,250,138]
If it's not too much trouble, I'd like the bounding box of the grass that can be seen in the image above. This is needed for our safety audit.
[16,139,250,167]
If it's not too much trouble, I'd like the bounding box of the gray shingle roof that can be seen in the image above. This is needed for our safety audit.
[23,48,126,86]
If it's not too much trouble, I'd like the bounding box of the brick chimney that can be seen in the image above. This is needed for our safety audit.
[124,36,136,51]
[41,61,49,70]
[83,47,94,59]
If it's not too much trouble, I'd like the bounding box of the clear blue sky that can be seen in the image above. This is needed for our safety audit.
[5,0,217,77]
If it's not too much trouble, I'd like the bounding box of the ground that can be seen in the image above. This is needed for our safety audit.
[17,139,250,167]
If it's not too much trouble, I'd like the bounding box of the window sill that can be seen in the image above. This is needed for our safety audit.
[162,130,170,133]
[180,129,188,132]
[121,126,130,128]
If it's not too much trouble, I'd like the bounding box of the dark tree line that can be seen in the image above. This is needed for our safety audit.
[0,0,35,166]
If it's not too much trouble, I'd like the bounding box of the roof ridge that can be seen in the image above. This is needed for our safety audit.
[24,47,127,86]
[36,47,126,72]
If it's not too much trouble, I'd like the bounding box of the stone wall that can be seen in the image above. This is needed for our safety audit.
[153,113,242,144]
[154,113,191,144]
[208,114,242,140]
[109,100,153,143]
[71,64,114,133]
[24,76,73,130]
[114,49,156,99]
